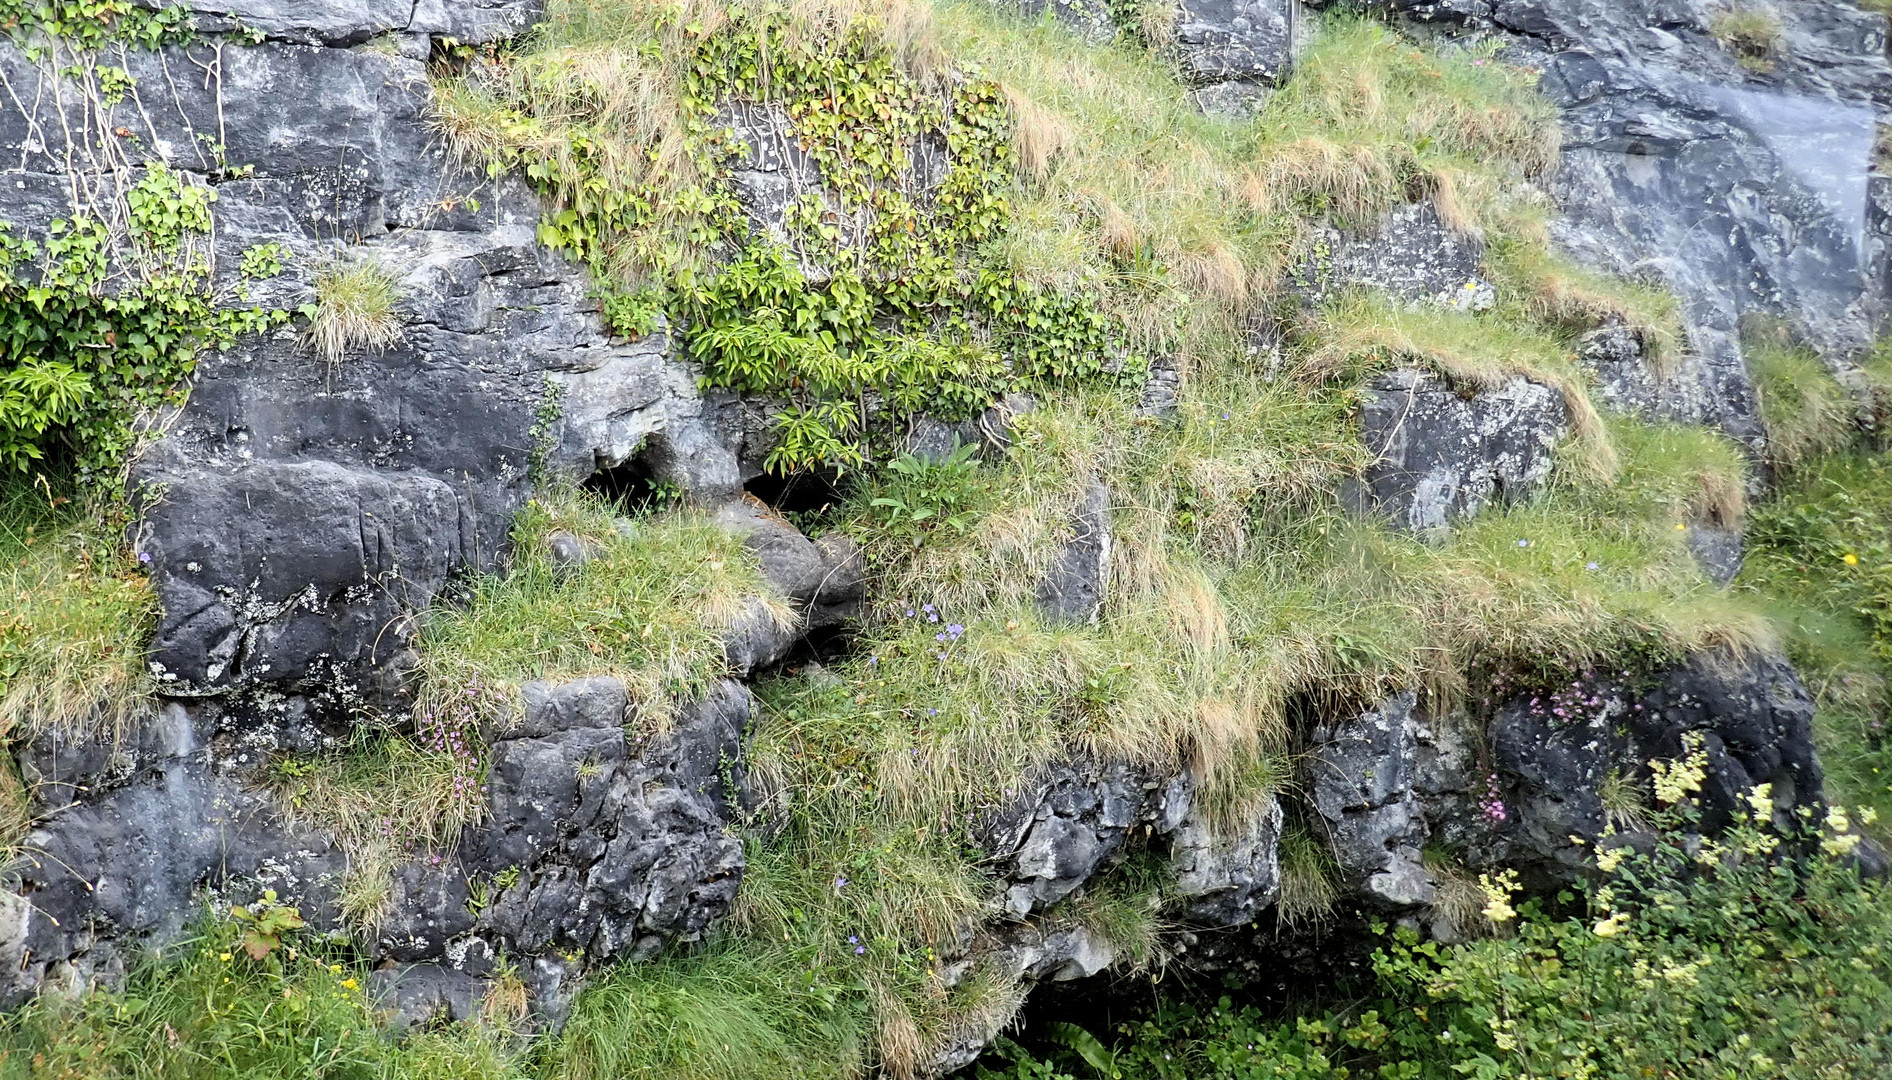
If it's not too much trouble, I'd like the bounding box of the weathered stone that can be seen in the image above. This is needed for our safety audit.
[1036,478,1112,623]
[1396,0,1892,445]
[978,760,1152,916]
[368,963,488,1030]
[713,500,865,672]
[1311,692,1435,908]
[998,0,1117,44]
[1174,0,1301,88]
[1167,795,1284,925]
[1293,202,1494,312]
[1353,369,1569,535]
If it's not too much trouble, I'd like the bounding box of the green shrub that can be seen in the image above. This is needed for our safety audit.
[984,758,1892,1080]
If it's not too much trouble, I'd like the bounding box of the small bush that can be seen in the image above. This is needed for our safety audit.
[302,255,404,363]
[982,757,1892,1080]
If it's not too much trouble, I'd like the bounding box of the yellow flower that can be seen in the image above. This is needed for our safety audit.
[341,978,359,990]
[1596,846,1627,874]
[1844,552,1860,565]
[1860,806,1879,826]
[1479,870,1520,924]
[1674,522,1687,531]
[1593,911,1630,937]
[218,952,232,963]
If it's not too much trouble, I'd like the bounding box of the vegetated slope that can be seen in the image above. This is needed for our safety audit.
[0,0,1888,1078]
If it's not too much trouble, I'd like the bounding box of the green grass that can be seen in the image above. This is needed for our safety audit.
[304,255,404,363]
[415,487,778,727]
[0,476,153,740]
[1740,449,1892,829]
[0,915,523,1080]
[1749,332,1858,471]
[3,1,1846,1075]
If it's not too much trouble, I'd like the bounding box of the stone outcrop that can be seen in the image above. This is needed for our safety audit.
[0,0,1882,1066]
[0,23,743,700]
[4,676,751,1017]
[1393,0,1892,448]
[1353,369,1570,535]
[1293,201,1495,312]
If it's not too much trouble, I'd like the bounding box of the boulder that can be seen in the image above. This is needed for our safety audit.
[1353,369,1569,535]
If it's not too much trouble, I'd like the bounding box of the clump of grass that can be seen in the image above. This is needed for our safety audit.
[269,731,493,929]
[1275,821,1339,931]
[305,255,404,363]
[1740,449,1892,832]
[1238,18,1558,233]
[1710,7,1785,71]
[1484,229,1683,363]
[1294,294,1620,482]
[415,486,782,729]
[1749,332,1858,471]
[0,476,154,739]
[935,7,1562,351]
[1422,852,1492,941]
[553,944,872,1080]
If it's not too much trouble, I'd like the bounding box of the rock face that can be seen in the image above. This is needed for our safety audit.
[1393,0,1892,446]
[0,23,746,700]
[1353,369,1570,535]
[1311,692,1436,908]
[1175,0,1303,111]
[4,677,751,1017]
[1293,201,1495,312]
[1035,478,1113,623]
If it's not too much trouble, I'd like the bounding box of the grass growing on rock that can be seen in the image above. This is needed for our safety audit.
[0,914,524,1080]
[415,486,780,728]
[0,475,153,739]
[304,254,404,363]
[4,0,1845,1075]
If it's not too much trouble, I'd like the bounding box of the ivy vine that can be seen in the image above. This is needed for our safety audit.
[453,5,1137,474]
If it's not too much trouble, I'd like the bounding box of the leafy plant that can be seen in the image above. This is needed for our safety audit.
[227,890,306,960]
[867,440,984,537]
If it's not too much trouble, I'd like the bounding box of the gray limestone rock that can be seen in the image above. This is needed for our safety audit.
[1174,0,1303,88]
[1036,478,1112,623]
[1294,201,1495,312]
[0,677,754,1015]
[1310,692,1436,908]
[1396,0,1892,445]
[0,33,742,699]
[998,0,1118,44]
[978,760,1154,916]
[1167,795,1284,925]
[1354,369,1570,535]
[713,501,865,672]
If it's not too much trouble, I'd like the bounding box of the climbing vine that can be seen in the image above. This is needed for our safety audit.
[0,2,291,482]
[442,5,1134,473]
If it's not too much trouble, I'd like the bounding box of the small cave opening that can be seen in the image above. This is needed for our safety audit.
[584,440,672,515]
[744,467,845,517]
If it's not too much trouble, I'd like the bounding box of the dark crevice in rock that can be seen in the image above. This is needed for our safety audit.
[742,467,844,517]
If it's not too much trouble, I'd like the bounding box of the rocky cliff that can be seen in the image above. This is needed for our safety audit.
[0,0,1887,1074]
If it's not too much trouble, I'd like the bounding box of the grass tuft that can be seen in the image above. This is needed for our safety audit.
[306,255,404,363]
